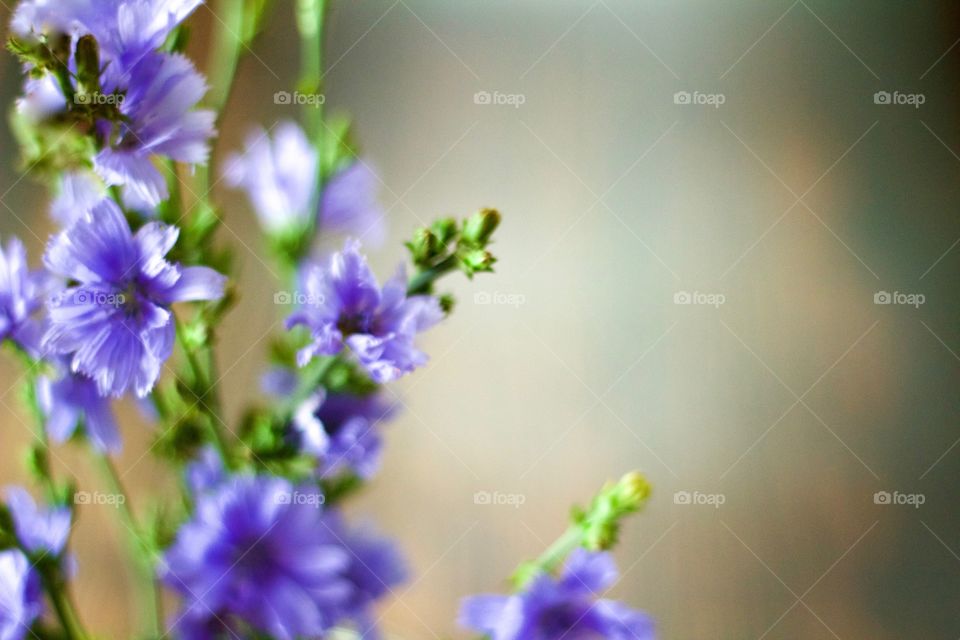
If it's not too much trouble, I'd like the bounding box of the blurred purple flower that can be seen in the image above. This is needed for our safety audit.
[0,551,42,640]
[161,475,351,640]
[459,549,655,640]
[42,199,225,397]
[224,121,318,233]
[50,172,106,226]
[0,236,52,356]
[224,121,386,240]
[36,368,121,453]
[293,390,394,480]
[321,162,386,244]
[4,486,71,555]
[287,239,443,383]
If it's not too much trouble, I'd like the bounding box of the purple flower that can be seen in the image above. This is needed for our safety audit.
[224,122,319,233]
[50,171,106,226]
[0,551,42,640]
[459,549,655,640]
[36,368,121,453]
[0,236,50,355]
[11,1,212,209]
[161,475,352,640]
[223,121,386,240]
[321,512,406,639]
[42,199,226,397]
[183,447,224,495]
[4,486,71,555]
[287,239,443,383]
[94,52,215,210]
[292,390,394,480]
[321,162,386,245]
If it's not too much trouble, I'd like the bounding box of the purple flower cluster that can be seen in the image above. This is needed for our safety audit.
[0,488,72,640]
[12,0,212,210]
[288,239,444,382]
[460,549,655,640]
[224,121,385,241]
[161,473,405,639]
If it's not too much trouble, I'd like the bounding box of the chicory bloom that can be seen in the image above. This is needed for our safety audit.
[11,1,212,209]
[36,368,121,453]
[287,239,443,383]
[224,121,319,233]
[293,390,393,480]
[0,236,49,355]
[50,171,106,226]
[321,162,386,244]
[161,475,352,640]
[4,486,71,555]
[459,549,655,640]
[42,199,225,397]
[0,551,42,640]
[94,51,215,210]
[224,121,385,240]
[321,512,406,639]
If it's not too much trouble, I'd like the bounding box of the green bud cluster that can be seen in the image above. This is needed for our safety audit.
[405,209,501,296]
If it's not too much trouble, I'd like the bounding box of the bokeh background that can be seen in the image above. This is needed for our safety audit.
[2,0,960,637]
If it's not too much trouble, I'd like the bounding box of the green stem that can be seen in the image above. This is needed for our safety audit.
[296,0,327,142]
[97,455,161,636]
[407,254,458,296]
[40,571,85,640]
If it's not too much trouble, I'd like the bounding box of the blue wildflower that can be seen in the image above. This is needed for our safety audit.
[0,236,50,355]
[4,486,71,555]
[0,551,42,640]
[293,390,394,480]
[36,366,121,453]
[42,199,225,397]
[287,239,443,382]
[161,475,352,640]
[224,121,385,240]
[459,549,655,640]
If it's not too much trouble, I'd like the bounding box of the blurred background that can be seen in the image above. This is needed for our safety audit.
[2,0,960,637]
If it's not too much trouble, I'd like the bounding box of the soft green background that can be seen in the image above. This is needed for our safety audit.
[1,1,959,637]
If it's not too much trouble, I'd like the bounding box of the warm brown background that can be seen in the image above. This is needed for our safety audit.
[1,1,960,638]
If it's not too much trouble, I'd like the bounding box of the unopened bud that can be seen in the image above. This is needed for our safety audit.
[462,208,501,246]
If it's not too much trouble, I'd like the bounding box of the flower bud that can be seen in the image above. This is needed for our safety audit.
[406,228,441,266]
[462,208,501,246]
[74,35,101,96]
[459,248,495,276]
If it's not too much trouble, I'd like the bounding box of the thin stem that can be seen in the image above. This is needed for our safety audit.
[97,455,161,636]
[296,0,327,143]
